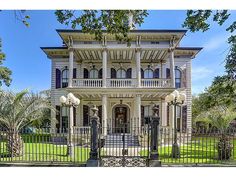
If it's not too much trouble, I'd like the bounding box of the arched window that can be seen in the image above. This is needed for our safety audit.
[117,68,126,78]
[175,67,181,88]
[144,68,153,78]
[62,68,69,88]
[90,68,98,78]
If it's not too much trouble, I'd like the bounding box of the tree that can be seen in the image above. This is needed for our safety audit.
[0,39,12,87]
[55,10,148,44]
[0,90,54,157]
[196,106,236,160]
[183,10,236,79]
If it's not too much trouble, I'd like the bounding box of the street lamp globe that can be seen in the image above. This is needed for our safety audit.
[60,96,67,104]
[179,93,186,102]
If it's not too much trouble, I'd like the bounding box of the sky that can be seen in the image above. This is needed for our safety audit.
[0,10,235,94]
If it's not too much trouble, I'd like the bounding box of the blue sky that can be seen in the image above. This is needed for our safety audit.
[0,10,235,94]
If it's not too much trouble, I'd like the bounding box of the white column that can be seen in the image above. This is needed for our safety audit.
[136,49,141,88]
[102,49,107,88]
[169,49,175,88]
[135,94,141,132]
[68,49,74,87]
[102,94,108,135]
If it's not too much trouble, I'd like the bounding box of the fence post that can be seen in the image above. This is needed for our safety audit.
[86,105,100,167]
[149,104,161,167]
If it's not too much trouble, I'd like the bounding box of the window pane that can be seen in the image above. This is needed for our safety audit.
[90,69,98,78]
[117,69,126,78]
[144,69,153,78]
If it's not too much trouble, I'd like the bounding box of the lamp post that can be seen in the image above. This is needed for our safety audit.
[165,90,186,158]
[60,93,80,157]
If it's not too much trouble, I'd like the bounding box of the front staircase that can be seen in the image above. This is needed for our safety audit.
[103,134,140,148]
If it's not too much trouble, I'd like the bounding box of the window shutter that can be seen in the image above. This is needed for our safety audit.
[167,105,170,126]
[84,68,89,79]
[98,106,102,125]
[141,68,144,78]
[126,68,132,78]
[154,68,160,78]
[141,106,144,126]
[55,69,61,89]
[83,105,89,126]
[73,68,77,79]
[182,105,187,133]
[166,68,170,79]
[98,69,103,79]
[111,68,116,78]
[73,107,76,126]
[56,106,61,132]
[182,68,187,88]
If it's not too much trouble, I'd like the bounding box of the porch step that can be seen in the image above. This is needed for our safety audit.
[103,134,140,148]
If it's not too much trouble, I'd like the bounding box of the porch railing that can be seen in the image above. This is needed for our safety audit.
[72,79,102,88]
[141,78,172,88]
[107,79,136,88]
[72,78,172,88]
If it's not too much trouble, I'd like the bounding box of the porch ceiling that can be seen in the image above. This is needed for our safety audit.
[75,49,168,61]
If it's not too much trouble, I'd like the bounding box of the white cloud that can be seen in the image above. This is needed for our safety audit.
[192,66,213,81]
[203,34,229,51]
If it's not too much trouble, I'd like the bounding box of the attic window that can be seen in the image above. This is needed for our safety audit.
[150,41,160,44]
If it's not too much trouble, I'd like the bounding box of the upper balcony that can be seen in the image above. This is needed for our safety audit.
[72,78,172,88]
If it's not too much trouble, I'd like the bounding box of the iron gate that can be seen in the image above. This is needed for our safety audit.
[98,124,150,167]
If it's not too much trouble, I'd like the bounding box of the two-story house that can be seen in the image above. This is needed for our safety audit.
[41,29,202,135]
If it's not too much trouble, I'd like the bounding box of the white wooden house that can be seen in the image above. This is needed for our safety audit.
[41,29,202,135]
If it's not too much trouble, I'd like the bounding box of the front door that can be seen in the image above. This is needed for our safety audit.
[114,106,128,133]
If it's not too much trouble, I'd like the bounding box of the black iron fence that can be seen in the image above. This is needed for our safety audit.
[0,126,236,166]
[0,127,90,164]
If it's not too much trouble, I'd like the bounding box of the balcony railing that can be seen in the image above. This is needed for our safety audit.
[73,79,102,88]
[141,79,172,88]
[107,79,136,88]
[72,78,172,88]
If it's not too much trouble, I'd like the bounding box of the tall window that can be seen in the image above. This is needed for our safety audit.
[144,68,153,78]
[117,68,126,78]
[175,67,181,88]
[90,68,98,78]
[61,106,68,130]
[62,68,69,88]
[176,105,181,132]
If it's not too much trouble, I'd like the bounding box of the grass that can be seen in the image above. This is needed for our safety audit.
[140,136,236,165]
[0,141,90,164]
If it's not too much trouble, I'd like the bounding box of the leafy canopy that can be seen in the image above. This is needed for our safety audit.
[55,10,148,43]
[0,90,55,132]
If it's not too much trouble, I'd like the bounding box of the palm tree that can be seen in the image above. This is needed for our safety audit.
[0,90,54,157]
[196,106,236,160]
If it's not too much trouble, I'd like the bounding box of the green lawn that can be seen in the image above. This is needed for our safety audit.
[140,136,236,165]
[0,142,90,164]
